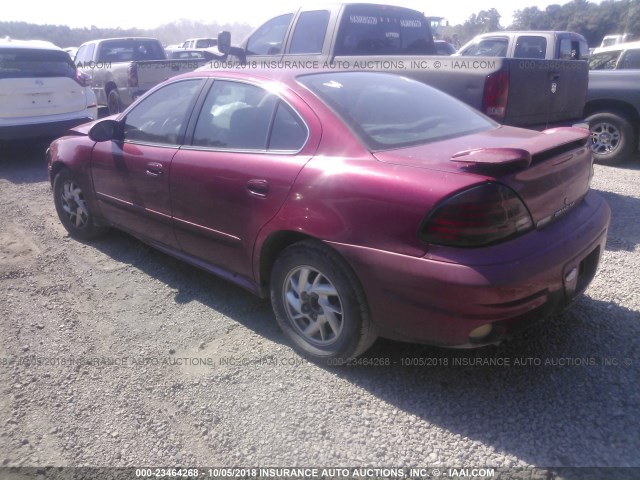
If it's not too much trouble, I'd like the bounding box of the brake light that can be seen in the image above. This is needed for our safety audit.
[419,183,533,247]
[74,70,91,87]
[482,70,509,121]
[127,64,138,87]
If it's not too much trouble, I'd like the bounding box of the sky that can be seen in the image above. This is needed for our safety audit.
[3,0,582,30]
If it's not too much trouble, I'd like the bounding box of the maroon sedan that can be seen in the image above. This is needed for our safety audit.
[47,69,610,361]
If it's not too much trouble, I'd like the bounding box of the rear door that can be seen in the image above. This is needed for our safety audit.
[170,79,318,278]
[0,48,86,120]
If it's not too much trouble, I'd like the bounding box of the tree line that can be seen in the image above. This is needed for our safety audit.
[0,19,253,48]
[1,0,638,50]
[443,0,639,47]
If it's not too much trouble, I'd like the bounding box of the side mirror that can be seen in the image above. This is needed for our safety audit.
[217,31,231,55]
[89,119,120,142]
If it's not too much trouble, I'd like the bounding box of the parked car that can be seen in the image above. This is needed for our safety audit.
[589,40,640,70]
[586,41,640,164]
[455,31,589,60]
[217,4,589,131]
[598,33,637,50]
[434,39,455,55]
[0,38,97,142]
[47,69,610,361]
[180,38,217,49]
[75,37,208,115]
[165,48,219,61]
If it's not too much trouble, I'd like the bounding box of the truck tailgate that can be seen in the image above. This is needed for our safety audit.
[505,59,588,128]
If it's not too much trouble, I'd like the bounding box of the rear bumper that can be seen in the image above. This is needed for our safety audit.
[329,191,610,347]
[0,116,95,141]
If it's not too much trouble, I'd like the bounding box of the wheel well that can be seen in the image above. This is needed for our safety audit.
[49,162,67,186]
[105,82,117,95]
[258,231,317,295]
[584,100,640,126]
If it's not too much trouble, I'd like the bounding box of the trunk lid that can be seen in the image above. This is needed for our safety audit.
[374,126,592,228]
[0,77,87,118]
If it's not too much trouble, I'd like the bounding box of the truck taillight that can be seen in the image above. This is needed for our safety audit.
[482,70,509,121]
[419,183,533,247]
[127,64,138,87]
[74,70,91,87]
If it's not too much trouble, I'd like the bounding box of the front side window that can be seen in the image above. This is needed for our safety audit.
[246,14,294,55]
[192,80,307,151]
[289,11,330,54]
[123,79,204,145]
[619,49,640,69]
[298,72,495,150]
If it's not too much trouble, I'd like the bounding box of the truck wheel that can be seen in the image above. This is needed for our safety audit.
[107,89,122,115]
[270,240,376,363]
[587,112,635,165]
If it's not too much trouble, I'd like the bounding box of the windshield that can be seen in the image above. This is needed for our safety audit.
[298,72,496,151]
[0,48,75,79]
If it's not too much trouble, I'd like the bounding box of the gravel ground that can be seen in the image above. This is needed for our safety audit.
[0,140,638,477]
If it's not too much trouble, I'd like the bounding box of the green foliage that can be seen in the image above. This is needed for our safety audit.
[0,19,253,48]
[441,0,639,48]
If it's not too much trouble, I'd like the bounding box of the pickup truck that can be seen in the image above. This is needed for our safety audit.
[74,37,208,114]
[217,4,589,130]
[455,31,590,60]
[585,70,640,164]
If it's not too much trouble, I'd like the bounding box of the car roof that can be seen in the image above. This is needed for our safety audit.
[0,38,62,51]
[593,40,640,53]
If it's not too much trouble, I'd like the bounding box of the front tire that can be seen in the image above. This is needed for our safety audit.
[270,241,376,362]
[587,112,636,165]
[53,168,107,240]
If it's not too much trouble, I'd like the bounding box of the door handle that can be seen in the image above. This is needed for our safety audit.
[247,179,269,197]
[145,162,163,177]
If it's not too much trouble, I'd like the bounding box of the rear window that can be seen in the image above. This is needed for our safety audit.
[298,72,495,150]
[97,40,166,62]
[335,5,435,55]
[460,38,508,57]
[0,48,75,79]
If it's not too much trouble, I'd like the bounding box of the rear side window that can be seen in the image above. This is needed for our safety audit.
[0,48,76,79]
[191,80,307,151]
[514,36,547,59]
[460,38,508,57]
[97,39,166,62]
[289,10,330,54]
[246,14,294,55]
[335,5,435,55]
[619,49,640,69]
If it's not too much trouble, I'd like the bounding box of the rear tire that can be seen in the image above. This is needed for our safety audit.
[270,241,376,363]
[107,89,122,115]
[587,112,636,165]
[53,168,107,240]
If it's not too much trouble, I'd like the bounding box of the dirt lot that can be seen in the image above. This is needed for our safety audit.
[0,140,639,476]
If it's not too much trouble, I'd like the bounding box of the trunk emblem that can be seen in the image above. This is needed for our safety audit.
[551,82,557,94]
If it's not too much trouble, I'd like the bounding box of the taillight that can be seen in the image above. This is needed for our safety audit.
[482,70,509,121]
[419,183,533,247]
[75,70,91,87]
[127,64,138,87]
